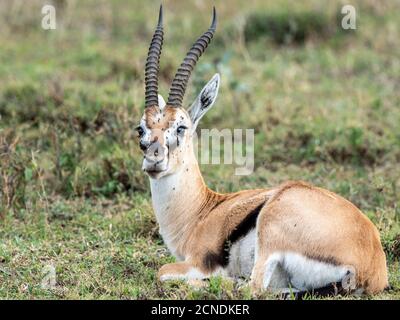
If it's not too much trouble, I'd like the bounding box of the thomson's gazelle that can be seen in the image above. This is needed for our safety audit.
[136,6,388,296]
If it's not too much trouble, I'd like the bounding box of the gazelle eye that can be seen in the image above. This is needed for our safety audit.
[135,126,144,137]
[176,125,188,135]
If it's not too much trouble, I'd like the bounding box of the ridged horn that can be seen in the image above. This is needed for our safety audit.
[167,6,217,107]
[145,5,164,108]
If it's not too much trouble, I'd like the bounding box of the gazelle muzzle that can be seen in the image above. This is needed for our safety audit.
[142,135,168,175]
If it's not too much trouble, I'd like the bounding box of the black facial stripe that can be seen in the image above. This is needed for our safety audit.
[202,201,266,271]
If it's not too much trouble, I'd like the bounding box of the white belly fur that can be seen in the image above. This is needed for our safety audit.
[226,231,352,292]
[264,251,353,291]
[227,229,256,278]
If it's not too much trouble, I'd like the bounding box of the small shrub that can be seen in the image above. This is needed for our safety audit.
[383,234,400,262]
[244,10,339,45]
[0,132,29,214]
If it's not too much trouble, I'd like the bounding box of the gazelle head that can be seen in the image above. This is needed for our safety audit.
[136,6,220,179]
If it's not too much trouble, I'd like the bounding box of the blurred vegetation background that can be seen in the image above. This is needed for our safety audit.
[0,0,399,299]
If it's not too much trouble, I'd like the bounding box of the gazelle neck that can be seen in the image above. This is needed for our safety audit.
[149,146,211,258]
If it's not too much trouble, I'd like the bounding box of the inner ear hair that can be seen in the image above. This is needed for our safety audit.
[189,73,220,126]
[200,86,214,110]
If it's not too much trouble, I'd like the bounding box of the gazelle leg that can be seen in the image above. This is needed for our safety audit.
[158,262,209,282]
[250,252,291,295]
[249,256,268,293]
[263,253,284,289]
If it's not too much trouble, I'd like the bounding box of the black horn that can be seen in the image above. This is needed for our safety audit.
[145,5,164,108]
[167,7,217,107]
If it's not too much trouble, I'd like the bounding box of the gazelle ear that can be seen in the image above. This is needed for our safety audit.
[158,94,166,109]
[188,73,220,130]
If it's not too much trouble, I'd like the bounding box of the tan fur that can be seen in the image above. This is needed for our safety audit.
[252,181,388,294]
[145,106,178,144]
[145,106,177,129]
[157,178,388,294]
[140,100,388,296]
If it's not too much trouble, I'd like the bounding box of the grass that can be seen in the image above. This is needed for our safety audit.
[0,0,399,299]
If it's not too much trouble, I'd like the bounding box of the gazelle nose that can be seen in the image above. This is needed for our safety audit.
[145,140,164,163]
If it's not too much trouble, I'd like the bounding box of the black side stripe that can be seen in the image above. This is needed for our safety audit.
[228,202,265,244]
[202,201,266,271]
[284,281,351,300]
[221,201,266,266]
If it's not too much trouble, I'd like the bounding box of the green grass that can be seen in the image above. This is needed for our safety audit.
[0,0,399,299]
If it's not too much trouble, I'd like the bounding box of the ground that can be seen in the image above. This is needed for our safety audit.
[0,0,399,299]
